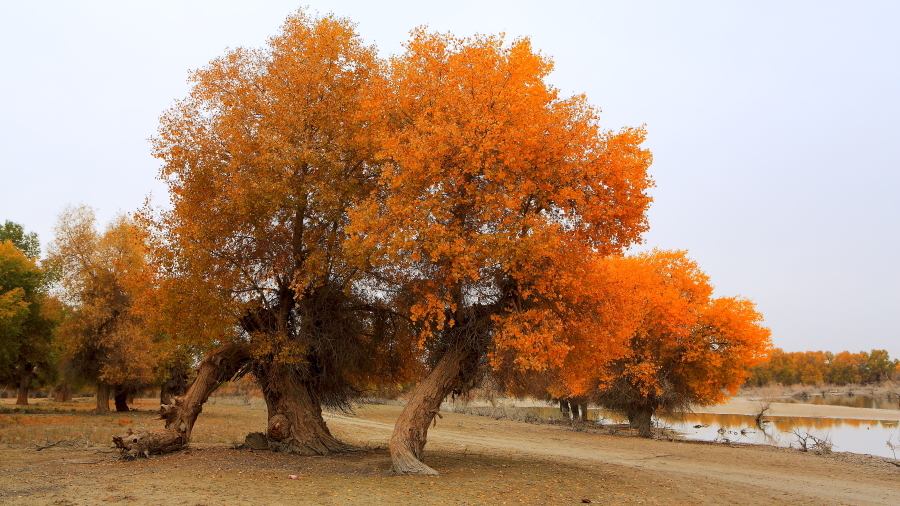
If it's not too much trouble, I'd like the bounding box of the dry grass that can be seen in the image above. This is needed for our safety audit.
[0,397,270,449]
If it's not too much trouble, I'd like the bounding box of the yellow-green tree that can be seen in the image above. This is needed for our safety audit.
[0,235,61,405]
[47,206,156,412]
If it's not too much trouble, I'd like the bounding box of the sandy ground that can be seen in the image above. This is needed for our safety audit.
[0,399,898,505]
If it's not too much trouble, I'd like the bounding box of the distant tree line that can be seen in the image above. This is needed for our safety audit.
[745,348,899,386]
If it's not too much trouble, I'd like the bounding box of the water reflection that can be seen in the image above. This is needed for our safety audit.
[461,406,900,459]
[660,413,900,459]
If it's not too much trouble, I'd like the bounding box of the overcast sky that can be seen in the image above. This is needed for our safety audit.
[1,1,897,357]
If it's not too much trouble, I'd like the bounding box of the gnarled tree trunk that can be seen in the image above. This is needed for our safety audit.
[255,362,354,455]
[390,340,480,475]
[96,382,111,412]
[53,382,72,402]
[113,342,253,458]
[114,385,130,412]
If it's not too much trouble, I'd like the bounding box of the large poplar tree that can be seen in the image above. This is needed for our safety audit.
[349,30,654,474]
[143,10,413,454]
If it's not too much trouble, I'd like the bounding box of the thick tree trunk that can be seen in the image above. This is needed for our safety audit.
[113,342,253,458]
[628,408,653,438]
[569,397,588,422]
[390,341,479,475]
[570,401,581,421]
[256,362,354,455]
[114,385,130,412]
[558,398,570,419]
[96,383,111,412]
[15,367,33,405]
[577,401,589,422]
[53,382,72,402]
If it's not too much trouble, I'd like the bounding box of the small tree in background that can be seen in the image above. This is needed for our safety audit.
[0,235,61,405]
[47,206,157,412]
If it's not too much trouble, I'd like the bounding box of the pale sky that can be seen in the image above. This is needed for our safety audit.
[1,1,897,357]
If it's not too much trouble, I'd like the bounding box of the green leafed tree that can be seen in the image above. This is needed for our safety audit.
[0,220,41,259]
[0,223,61,405]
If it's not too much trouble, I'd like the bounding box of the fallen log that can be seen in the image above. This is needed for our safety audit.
[112,341,254,459]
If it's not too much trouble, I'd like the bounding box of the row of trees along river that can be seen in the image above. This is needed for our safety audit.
[746,349,899,386]
[6,9,884,475]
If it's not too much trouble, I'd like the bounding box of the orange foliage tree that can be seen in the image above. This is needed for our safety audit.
[580,250,772,436]
[747,349,898,386]
[348,30,653,473]
[503,251,771,436]
[145,10,416,454]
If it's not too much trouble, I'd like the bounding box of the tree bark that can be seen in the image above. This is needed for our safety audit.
[570,401,581,421]
[577,401,589,422]
[255,362,355,455]
[628,408,653,438]
[558,398,570,419]
[15,366,34,405]
[53,382,72,402]
[113,342,253,458]
[96,382,111,412]
[390,340,479,475]
[114,385,130,412]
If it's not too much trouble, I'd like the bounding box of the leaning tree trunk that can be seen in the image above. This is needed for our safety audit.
[113,342,253,458]
[390,341,479,475]
[253,362,354,455]
[96,382,111,412]
[15,366,34,405]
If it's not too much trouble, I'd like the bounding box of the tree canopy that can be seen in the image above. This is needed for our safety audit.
[0,220,41,259]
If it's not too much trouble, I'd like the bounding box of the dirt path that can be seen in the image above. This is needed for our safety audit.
[0,403,897,505]
[327,406,900,506]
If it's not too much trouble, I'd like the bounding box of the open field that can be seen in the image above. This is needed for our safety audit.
[1,398,899,505]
